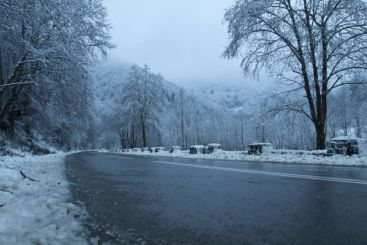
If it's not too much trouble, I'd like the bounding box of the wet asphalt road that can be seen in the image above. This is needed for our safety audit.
[65,152,367,245]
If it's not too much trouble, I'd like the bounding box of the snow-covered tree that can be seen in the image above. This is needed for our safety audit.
[328,77,367,139]
[224,0,367,149]
[115,65,165,147]
[0,0,112,149]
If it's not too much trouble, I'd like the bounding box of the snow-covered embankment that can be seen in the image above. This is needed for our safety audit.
[120,149,367,167]
[0,153,87,244]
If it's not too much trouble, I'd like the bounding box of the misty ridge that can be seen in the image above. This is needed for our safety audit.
[1,0,367,154]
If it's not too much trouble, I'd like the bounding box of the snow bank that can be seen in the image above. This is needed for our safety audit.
[0,153,87,244]
[119,149,367,167]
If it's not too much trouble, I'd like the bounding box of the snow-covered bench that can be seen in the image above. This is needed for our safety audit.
[154,147,166,153]
[327,137,367,156]
[169,146,181,153]
[248,143,273,155]
[189,145,205,154]
[207,143,222,154]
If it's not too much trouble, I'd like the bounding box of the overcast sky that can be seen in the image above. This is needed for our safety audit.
[103,0,259,86]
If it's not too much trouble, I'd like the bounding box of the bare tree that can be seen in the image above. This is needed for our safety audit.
[224,0,367,149]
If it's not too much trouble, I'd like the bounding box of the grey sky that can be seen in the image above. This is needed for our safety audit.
[103,0,256,86]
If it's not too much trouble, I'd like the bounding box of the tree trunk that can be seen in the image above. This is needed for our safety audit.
[240,116,244,150]
[118,129,125,148]
[356,116,362,138]
[141,116,147,147]
[181,112,185,148]
[315,123,326,150]
[0,45,3,83]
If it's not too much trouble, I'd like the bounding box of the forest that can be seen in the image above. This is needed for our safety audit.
[1,0,367,153]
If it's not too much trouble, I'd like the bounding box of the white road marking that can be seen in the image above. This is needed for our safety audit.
[103,152,134,160]
[154,161,367,185]
[112,156,133,160]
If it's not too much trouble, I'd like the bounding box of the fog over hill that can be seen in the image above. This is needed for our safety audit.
[183,80,271,114]
[90,59,317,150]
[91,59,235,149]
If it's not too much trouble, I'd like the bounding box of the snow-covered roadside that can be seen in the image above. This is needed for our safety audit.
[0,153,87,244]
[118,149,367,167]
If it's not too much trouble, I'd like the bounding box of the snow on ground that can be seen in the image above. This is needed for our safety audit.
[0,153,87,244]
[118,149,367,167]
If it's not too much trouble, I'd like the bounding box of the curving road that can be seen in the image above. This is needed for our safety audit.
[65,152,367,245]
